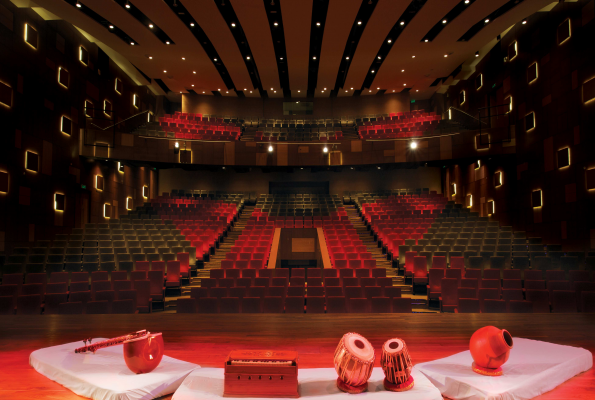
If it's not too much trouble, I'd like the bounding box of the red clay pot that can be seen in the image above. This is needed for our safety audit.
[469,326,513,370]
[123,332,164,374]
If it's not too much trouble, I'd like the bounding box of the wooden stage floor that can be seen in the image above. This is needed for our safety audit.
[1,314,594,399]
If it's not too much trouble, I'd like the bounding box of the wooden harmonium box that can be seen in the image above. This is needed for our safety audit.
[223,350,299,398]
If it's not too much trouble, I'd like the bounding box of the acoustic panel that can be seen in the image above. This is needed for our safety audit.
[58,67,69,88]
[54,193,65,211]
[0,80,12,108]
[25,24,38,49]
[61,115,71,135]
[557,148,570,169]
[25,151,39,172]
[532,190,542,208]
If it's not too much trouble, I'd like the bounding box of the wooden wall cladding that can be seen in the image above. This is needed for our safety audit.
[443,1,595,249]
[0,3,156,253]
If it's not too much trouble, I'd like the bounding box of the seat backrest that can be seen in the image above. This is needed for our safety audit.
[166,261,181,283]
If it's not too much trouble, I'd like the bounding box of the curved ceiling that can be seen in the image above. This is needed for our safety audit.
[25,0,554,100]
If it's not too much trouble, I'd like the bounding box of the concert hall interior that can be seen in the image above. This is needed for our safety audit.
[0,0,594,399]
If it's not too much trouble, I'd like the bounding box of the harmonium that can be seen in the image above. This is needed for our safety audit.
[223,350,299,398]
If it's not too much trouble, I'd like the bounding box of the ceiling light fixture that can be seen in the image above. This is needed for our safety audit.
[316,22,321,26]
[345,90,348,92]
[214,58,217,62]
[203,91,205,93]
[148,56,152,59]
[313,56,317,60]
[297,90,300,92]
[357,21,362,25]
[166,41,170,44]
[522,19,527,24]
[400,21,405,26]
[250,91,252,93]
[444,54,448,57]
[125,2,130,9]
[274,22,278,26]
[268,145,273,152]
[346,56,350,60]
[130,42,134,45]
[109,25,114,29]
[218,88,221,91]
[192,84,194,86]
[410,141,418,149]
[403,83,406,86]
[392,90,395,92]
[412,55,415,58]
[280,57,283,60]
[149,24,154,28]
[401,69,404,72]
[442,19,447,24]
[244,88,247,90]
[163,70,167,73]
[246,56,251,60]
[465,0,470,3]
[231,22,236,27]
[484,19,489,23]
[475,51,479,57]
[387,39,392,44]
[182,57,185,60]
[76,2,81,8]
[193,71,196,74]
[274,91,277,93]
[376,87,380,90]
[416,89,419,92]
[323,146,328,153]
[369,90,372,92]
[377,56,381,59]
[424,39,428,42]
[351,87,353,90]
[190,22,195,27]
[271,88,274,90]
[371,70,375,73]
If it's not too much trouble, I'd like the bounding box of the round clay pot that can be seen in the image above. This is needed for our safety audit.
[123,332,164,374]
[469,326,513,369]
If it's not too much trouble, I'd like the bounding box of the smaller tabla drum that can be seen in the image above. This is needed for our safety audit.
[334,332,375,394]
[381,338,414,392]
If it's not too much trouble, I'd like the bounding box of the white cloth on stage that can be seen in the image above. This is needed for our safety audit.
[414,337,593,400]
[30,338,200,400]
[172,367,442,400]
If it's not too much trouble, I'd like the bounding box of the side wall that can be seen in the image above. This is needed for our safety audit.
[158,167,442,197]
[0,2,157,252]
[444,0,595,250]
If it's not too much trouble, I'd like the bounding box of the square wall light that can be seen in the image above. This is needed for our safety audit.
[505,96,513,113]
[25,24,38,49]
[79,46,89,66]
[118,162,124,173]
[494,171,503,187]
[95,175,104,191]
[25,151,39,172]
[0,170,8,193]
[133,94,140,108]
[0,81,12,108]
[475,74,483,90]
[475,160,481,170]
[84,100,93,117]
[557,148,570,169]
[459,90,466,105]
[487,200,495,215]
[532,190,542,208]
[104,100,112,117]
[525,112,535,131]
[451,182,456,196]
[115,78,123,94]
[104,203,112,219]
[58,67,69,88]
[465,194,473,208]
[142,185,148,199]
[54,193,65,211]
[61,116,72,135]
[126,197,133,210]
[527,62,538,83]
[508,41,518,61]
[557,18,571,45]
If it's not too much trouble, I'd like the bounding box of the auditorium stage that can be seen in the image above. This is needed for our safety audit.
[1,314,593,399]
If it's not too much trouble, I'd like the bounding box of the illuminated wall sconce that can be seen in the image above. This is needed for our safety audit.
[24,24,38,49]
[79,46,89,66]
[508,41,518,61]
[532,189,542,208]
[459,90,466,105]
[525,112,535,132]
[104,100,112,117]
[84,100,93,117]
[584,77,595,104]
[587,168,595,190]
[475,74,483,90]
[58,67,69,88]
[475,134,490,150]
[504,96,513,114]
[115,78,123,94]
[147,111,153,123]
[104,203,112,219]
[486,200,495,215]
[451,182,456,196]
[95,175,104,191]
[465,194,473,208]
[0,170,8,193]
[475,160,481,169]
[494,171,503,187]
[126,197,133,210]
[527,62,538,84]
[0,81,13,108]
[118,162,125,173]
[142,185,148,199]
[25,151,39,172]
[133,94,140,108]
[54,193,65,211]
[61,116,72,135]
[180,149,192,164]
[557,18,571,45]
[557,148,570,169]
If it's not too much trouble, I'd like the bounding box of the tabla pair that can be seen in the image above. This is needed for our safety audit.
[334,332,413,394]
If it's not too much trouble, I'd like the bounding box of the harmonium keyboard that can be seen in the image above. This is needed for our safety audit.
[223,350,299,398]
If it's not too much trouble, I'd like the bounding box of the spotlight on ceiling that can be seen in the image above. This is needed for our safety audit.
[387,39,392,44]
[522,19,527,25]
[231,23,236,27]
[357,21,362,25]
[465,0,470,3]
[109,25,114,29]
[323,146,328,153]
[125,1,130,9]
[475,51,479,57]
[76,2,81,8]
[130,42,134,45]
[174,142,180,154]
[149,24,154,28]
[246,56,251,60]
[484,19,489,23]
[442,20,447,24]
[371,70,375,73]
[190,22,195,27]
[377,56,381,60]
[274,22,278,26]
[268,145,273,153]
[410,141,418,149]
[316,22,321,26]
[400,21,405,26]
[166,41,170,44]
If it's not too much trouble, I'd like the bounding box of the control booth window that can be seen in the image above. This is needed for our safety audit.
[283,101,313,116]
